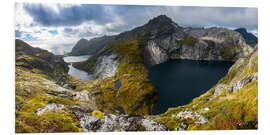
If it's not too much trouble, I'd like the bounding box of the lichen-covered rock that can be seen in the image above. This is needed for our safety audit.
[139,118,168,131]
[172,110,208,124]
[71,107,167,132]
[36,103,65,116]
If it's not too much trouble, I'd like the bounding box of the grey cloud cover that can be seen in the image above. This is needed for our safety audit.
[22,4,258,31]
[24,4,114,27]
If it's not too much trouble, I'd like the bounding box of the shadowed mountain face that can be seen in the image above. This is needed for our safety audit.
[15,39,69,84]
[68,35,116,56]
[235,28,257,46]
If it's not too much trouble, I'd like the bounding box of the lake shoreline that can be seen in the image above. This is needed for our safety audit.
[63,55,94,81]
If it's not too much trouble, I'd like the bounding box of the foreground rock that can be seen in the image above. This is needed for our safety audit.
[71,107,168,132]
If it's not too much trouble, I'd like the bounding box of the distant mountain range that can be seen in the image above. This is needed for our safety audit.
[68,35,116,56]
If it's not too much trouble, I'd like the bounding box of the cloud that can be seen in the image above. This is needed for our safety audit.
[15,30,23,37]
[23,4,115,27]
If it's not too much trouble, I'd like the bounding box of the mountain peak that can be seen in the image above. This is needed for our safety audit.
[235,28,248,34]
[78,38,88,43]
[147,15,174,25]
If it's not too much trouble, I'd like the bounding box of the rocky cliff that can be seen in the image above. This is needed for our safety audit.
[77,15,254,71]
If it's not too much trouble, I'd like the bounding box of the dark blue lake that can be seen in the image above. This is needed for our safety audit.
[148,59,233,115]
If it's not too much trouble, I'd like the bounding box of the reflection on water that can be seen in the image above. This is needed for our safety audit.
[68,64,93,81]
[63,55,93,81]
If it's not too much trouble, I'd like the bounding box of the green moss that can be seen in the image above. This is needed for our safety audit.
[80,40,158,115]
[16,110,81,133]
[134,122,146,131]
[92,110,104,119]
[166,119,178,130]
[183,36,197,46]
[175,39,184,45]
[221,48,233,59]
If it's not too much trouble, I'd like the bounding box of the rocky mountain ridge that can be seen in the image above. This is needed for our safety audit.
[75,15,254,78]
[68,35,116,56]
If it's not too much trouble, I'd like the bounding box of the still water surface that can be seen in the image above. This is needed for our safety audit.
[149,59,233,114]
[63,55,93,81]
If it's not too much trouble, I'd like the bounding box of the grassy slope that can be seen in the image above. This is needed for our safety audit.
[15,40,86,133]
[75,39,158,115]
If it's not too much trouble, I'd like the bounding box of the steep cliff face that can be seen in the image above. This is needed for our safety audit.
[92,54,119,79]
[144,26,254,66]
[143,41,169,66]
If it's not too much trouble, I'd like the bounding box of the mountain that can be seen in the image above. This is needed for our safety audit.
[235,28,258,46]
[68,35,116,56]
[75,15,254,77]
[72,15,256,117]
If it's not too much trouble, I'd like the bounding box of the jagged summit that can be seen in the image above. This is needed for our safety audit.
[235,28,248,33]
[145,15,181,29]
[147,15,173,25]
[77,38,88,42]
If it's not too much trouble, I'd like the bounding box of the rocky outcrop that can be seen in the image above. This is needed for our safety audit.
[36,103,65,116]
[143,41,169,66]
[172,110,208,124]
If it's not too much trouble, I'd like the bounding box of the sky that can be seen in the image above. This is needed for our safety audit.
[15,3,258,55]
